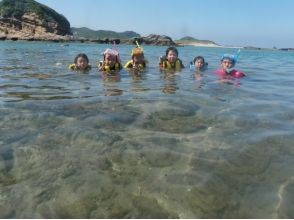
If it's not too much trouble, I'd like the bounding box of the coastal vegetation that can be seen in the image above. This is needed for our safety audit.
[71,27,140,40]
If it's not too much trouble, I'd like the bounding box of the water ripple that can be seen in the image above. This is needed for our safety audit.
[1,42,294,218]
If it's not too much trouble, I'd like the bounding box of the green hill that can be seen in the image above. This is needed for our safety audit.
[176,36,218,45]
[0,0,71,34]
[179,36,198,41]
[71,27,141,39]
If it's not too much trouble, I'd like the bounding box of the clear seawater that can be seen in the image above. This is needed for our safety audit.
[0,41,294,218]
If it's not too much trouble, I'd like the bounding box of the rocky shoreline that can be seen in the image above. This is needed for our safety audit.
[0,35,176,46]
[2,32,293,51]
[0,30,177,46]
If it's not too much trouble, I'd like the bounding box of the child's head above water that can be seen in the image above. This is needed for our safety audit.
[131,47,145,65]
[132,47,144,57]
[193,56,206,70]
[103,48,120,66]
[74,53,89,70]
[165,46,179,63]
[221,54,237,70]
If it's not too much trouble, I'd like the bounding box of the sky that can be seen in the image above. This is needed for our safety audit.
[35,0,294,48]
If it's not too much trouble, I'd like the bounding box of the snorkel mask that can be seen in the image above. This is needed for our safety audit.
[102,48,120,62]
[103,48,119,57]
[221,54,237,68]
[221,49,241,68]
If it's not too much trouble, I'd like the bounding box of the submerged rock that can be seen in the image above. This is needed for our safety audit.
[143,108,208,133]
[0,146,14,172]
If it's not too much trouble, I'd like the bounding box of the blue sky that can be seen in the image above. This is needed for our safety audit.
[36,0,294,48]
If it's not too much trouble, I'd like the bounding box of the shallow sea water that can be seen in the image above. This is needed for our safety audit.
[0,41,294,218]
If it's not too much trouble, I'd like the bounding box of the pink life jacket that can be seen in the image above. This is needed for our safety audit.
[214,69,246,79]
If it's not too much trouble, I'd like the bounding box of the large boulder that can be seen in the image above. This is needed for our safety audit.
[0,0,72,40]
[123,34,177,46]
[142,34,177,46]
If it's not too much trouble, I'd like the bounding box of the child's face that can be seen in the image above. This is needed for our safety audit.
[105,54,117,66]
[167,50,178,63]
[195,59,204,70]
[76,57,88,70]
[221,59,233,70]
[133,54,144,65]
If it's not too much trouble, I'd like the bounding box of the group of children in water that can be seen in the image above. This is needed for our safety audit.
[69,44,245,79]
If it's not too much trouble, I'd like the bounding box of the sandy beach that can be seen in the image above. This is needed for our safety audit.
[177,42,243,48]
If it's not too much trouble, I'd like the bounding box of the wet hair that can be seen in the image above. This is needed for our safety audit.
[193,56,205,64]
[165,46,179,57]
[191,56,208,67]
[131,48,144,59]
[74,53,89,64]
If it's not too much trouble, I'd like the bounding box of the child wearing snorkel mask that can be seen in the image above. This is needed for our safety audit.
[98,48,122,72]
[221,54,236,73]
[215,53,246,79]
[124,47,147,70]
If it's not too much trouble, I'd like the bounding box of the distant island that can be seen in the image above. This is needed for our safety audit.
[175,36,220,47]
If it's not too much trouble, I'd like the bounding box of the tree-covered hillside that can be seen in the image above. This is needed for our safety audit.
[71,27,141,39]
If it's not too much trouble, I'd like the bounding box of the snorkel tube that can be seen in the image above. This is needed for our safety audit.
[135,40,141,49]
[130,41,146,70]
[235,49,241,61]
[131,41,144,57]
[230,49,245,78]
